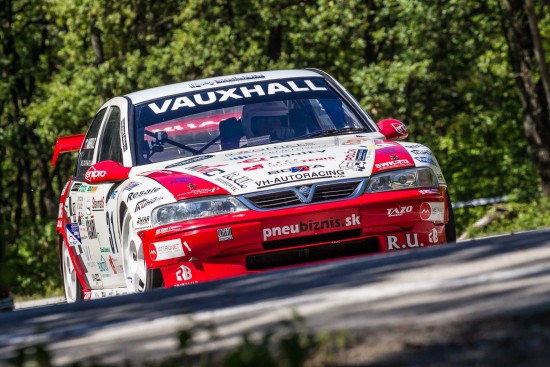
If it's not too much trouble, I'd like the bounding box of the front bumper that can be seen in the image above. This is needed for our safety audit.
[141,187,450,287]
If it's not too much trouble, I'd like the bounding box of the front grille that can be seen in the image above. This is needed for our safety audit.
[245,191,301,209]
[263,229,362,250]
[246,237,380,271]
[311,181,361,203]
[241,179,366,210]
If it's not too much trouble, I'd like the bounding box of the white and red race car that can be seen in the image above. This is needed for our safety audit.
[52,69,455,302]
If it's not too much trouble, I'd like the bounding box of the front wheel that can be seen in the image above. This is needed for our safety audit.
[121,211,162,293]
[445,193,457,243]
[62,238,83,303]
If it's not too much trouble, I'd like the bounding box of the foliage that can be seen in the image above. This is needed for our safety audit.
[1,0,550,295]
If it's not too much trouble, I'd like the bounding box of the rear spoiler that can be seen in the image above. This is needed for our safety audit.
[51,134,85,167]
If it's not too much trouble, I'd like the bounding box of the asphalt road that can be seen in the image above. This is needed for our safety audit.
[1,229,550,365]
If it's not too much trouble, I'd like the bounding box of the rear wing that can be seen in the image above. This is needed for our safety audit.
[51,134,85,167]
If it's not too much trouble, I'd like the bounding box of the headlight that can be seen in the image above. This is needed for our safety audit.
[151,196,248,227]
[365,167,438,193]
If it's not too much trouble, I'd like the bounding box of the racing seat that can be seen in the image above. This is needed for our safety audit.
[219,117,244,150]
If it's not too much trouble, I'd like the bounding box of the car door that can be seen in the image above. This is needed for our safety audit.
[66,97,130,290]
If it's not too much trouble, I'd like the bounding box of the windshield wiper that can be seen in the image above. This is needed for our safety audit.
[291,127,371,140]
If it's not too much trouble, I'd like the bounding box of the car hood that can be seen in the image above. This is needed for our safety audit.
[136,134,435,199]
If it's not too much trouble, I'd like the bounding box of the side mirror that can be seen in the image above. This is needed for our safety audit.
[377,119,409,140]
[84,160,131,184]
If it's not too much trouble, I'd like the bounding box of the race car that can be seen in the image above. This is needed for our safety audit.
[52,69,456,302]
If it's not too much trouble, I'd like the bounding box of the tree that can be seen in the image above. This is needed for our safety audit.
[500,0,550,195]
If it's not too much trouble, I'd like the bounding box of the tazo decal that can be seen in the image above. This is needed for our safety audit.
[387,206,412,217]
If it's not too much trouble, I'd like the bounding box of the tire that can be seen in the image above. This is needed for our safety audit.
[121,211,162,293]
[61,238,83,303]
[445,192,457,243]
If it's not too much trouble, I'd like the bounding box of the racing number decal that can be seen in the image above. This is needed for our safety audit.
[106,211,119,253]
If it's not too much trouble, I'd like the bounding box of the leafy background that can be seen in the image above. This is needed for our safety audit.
[1,0,549,297]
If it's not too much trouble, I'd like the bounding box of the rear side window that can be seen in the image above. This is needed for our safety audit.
[98,107,123,164]
[75,108,107,178]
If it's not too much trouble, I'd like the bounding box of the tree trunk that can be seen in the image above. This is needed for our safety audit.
[500,0,550,196]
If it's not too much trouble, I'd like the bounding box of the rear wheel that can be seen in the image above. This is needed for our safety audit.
[62,239,82,303]
[445,193,457,243]
[121,211,162,293]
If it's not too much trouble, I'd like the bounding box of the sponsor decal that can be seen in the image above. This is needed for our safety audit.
[170,177,194,185]
[217,227,233,241]
[405,144,425,149]
[414,156,437,166]
[189,74,265,88]
[91,273,101,282]
[428,228,439,244]
[100,247,111,253]
[187,164,226,177]
[267,165,324,175]
[437,174,445,184]
[57,220,62,228]
[387,233,424,250]
[108,255,124,274]
[374,159,411,170]
[340,149,370,171]
[392,122,407,135]
[148,80,326,115]
[77,196,83,210]
[85,169,107,181]
[238,157,267,164]
[66,223,82,243]
[215,172,252,188]
[387,205,413,217]
[136,216,150,226]
[85,200,91,215]
[243,164,264,171]
[125,182,142,191]
[165,155,214,168]
[150,239,186,261]
[86,218,98,239]
[176,265,193,281]
[411,149,431,155]
[84,138,96,149]
[109,190,119,201]
[92,197,105,211]
[71,182,82,192]
[390,154,399,161]
[78,184,98,192]
[262,211,361,241]
[255,170,345,189]
[155,225,184,236]
[134,197,162,212]
[58,203,63,218]
[127,187,161,201]
[419,189,439,195]
[98,255,109,273]
[80,159,93,166]
[121,118,128,152]
[420,202,445,222]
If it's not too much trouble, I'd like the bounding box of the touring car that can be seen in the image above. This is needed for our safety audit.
[52,69,456,302]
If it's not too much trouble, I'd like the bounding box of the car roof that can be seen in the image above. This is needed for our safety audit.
[124,69,323,105]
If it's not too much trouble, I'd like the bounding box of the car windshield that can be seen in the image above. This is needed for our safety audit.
[134,78,372,165]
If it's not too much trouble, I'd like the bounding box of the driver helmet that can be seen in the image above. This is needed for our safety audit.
[241,101,289,138]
